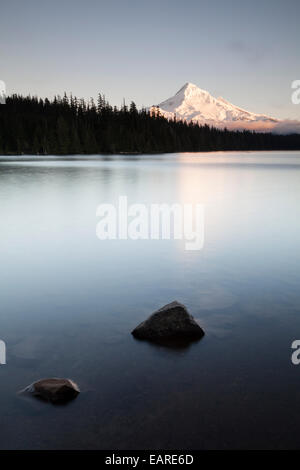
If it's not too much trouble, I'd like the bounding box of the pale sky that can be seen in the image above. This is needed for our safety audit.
[0,0,300,119]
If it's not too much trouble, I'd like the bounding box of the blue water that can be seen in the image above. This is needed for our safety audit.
[0,151,300,449]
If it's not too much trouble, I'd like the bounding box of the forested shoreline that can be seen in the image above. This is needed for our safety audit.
[0,93,300,155]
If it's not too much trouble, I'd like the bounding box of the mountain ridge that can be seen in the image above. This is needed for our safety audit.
[153,82,298,133]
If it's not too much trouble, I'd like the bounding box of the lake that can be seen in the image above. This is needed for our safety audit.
[0,151,300,449]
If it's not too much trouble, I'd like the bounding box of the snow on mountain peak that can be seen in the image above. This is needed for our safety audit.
[176,82,211,99]
[156,82,285,132]
[177,82,200,92]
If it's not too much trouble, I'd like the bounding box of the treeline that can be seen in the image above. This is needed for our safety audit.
[0,93,300,155]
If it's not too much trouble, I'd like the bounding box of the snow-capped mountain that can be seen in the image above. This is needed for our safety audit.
[153,82,296,133]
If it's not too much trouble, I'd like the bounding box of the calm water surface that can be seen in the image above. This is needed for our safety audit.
[1,151,300,449]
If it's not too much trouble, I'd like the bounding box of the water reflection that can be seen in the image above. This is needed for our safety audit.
[0,152,300,449]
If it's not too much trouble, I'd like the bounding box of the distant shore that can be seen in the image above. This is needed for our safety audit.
[1,94,300,156]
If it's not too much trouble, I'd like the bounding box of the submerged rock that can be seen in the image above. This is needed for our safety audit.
[132,301,204,341]
[22,378,80,404]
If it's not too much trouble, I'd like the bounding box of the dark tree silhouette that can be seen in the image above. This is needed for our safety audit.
[0,93,299,155]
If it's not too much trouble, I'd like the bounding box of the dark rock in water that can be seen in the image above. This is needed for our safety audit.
[22,378,80,404]
[132,301,204,341]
